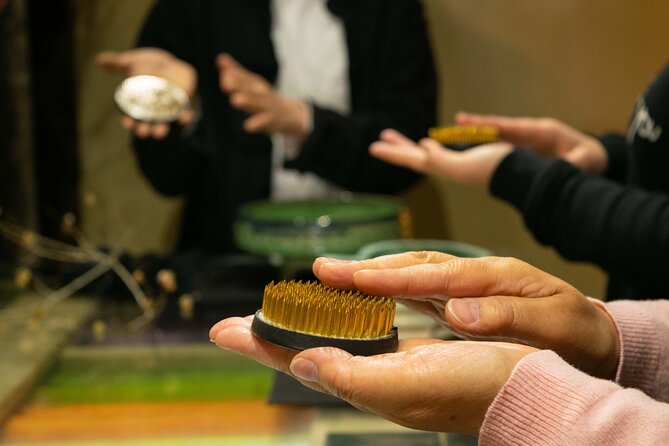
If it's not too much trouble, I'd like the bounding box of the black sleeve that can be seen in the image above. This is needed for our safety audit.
[599,132,628,183]
[490,149,669,284]
[288,0,437,194]
[131,0,208,197]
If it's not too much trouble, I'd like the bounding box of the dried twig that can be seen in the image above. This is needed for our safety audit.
[0,215,155,326]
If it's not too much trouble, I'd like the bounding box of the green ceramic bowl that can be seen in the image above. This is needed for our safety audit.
[234,194,410,258]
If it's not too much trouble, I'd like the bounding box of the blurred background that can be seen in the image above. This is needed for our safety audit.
[1,0,669,444]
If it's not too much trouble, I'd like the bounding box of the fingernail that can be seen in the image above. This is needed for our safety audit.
[316,257,339,262]
[291,358,318,382]
[447,298,479,325]
[318,258,352,264]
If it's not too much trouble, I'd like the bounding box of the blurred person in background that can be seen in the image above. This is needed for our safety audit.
[97,0,437,257]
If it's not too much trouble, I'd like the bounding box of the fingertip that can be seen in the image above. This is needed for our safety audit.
[312,258,326,276]
[313,257,342,276]
[242,117,260,134]
[209,320,228,341]
[214,324,253,352]
[208,327,220,341]
[218,53,239,70]
[121,116,134,130]
[316,262,357,288]
[368,141,383,155]
[152,124,169,140]
[454,110,469,121]
[95,51,110,65]
[209,316,252,339]
[179,110,194,126]
[379,128,399,139]
[134,122,152,139]
[216,52,229,67]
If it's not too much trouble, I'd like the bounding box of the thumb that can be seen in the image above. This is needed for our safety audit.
[419,137,461,177]
[290,347,369,402]
[290,347,351,382]
[445,296,566,347]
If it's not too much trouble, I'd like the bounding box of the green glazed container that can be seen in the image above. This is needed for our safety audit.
[234,194,411,258]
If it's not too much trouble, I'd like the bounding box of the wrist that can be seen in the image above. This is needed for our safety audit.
[171,58,197,98]
[585,137,610,175]
[588,298,621,380]
[283,99,310,141]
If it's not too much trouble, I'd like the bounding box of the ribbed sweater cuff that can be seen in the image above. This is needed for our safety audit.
[480,350,618,446]
[606,301,661,394]
[489,149,553,212]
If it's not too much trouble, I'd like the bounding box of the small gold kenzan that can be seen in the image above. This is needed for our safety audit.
[251,281,398,356]
[428,125,499,145]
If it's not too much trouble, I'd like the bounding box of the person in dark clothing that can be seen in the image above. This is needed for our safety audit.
[368,61,669,300]
[97,0,437,255]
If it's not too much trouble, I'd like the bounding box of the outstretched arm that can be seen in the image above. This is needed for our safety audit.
[370,130,669,286]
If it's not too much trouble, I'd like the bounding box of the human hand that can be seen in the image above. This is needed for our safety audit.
[369,129,513,187]
[216,53,309,139]
[455,112,609,174]
[96,48,197,139]
[313,252,620,380]
[210,315,535,435]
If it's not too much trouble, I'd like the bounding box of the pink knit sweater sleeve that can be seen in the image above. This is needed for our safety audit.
[479,300,669,445]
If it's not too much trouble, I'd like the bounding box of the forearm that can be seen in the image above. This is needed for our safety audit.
[481,350,669,445]
[490,150,669,284]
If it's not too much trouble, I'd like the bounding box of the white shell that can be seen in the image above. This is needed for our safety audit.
[114,75,190,123]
